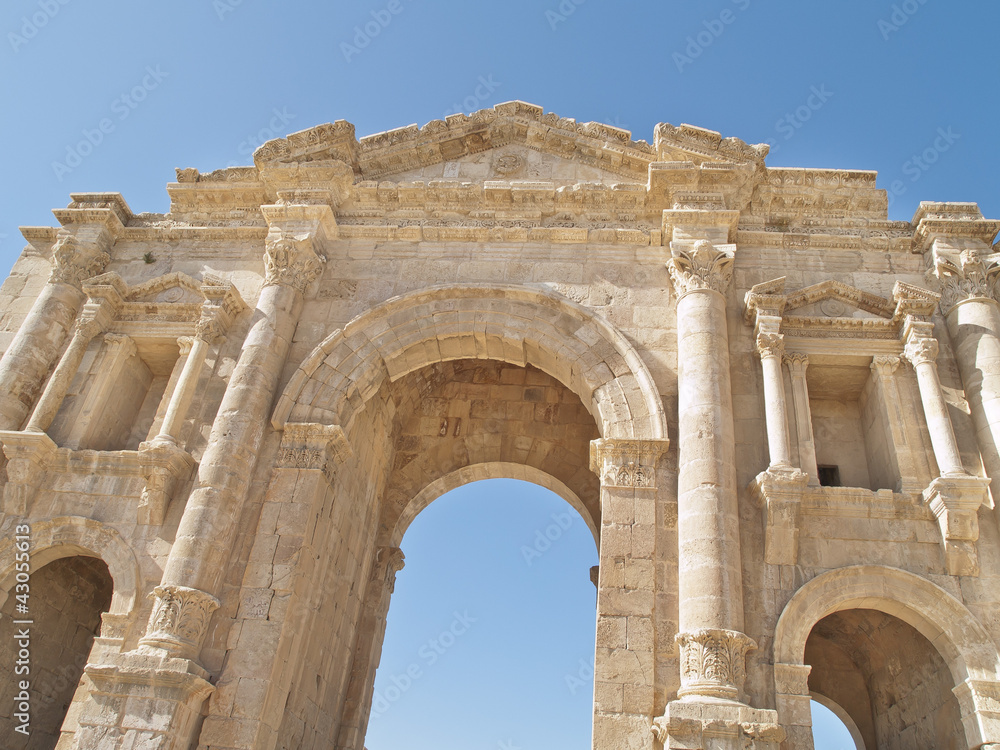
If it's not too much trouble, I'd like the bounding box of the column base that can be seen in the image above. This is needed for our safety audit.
[653,700,785,750]
[78,650,214,750]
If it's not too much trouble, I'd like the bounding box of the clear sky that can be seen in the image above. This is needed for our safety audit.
[3,1,995,747]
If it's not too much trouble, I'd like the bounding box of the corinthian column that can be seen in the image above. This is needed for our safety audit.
[667,237,750,698]
[0,197,125,430]
[655,211,783,750]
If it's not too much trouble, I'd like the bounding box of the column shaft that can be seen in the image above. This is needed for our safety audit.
[676,288,743,634]
[156,336,209,444]
[25,319,102,433]
[161,281,303,592]
[759,340,792,469]
[912,358,966,476]
[786,354,819,485]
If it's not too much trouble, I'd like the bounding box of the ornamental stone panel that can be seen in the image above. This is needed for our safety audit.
[1,102,999,750]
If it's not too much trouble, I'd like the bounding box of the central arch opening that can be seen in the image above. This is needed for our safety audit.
[364,478,599,749]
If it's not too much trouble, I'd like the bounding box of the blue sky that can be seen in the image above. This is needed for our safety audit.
[3,1,995,747]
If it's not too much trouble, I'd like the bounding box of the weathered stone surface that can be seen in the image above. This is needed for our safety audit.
[0,104,999,750]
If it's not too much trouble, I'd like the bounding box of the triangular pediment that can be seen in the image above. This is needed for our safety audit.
[785,280,894,320]
[252,101,768,184]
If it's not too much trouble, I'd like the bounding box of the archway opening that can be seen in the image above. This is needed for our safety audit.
[812,695,864,749]
[804,609,964,750]
[0,555,113,750]
[364,478,598,749]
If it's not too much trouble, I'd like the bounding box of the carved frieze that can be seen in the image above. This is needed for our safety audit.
[589,438,670,490]
[276,422,352,485]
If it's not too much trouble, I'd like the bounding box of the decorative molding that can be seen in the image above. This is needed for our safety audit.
[589,438,670,489]
[667,240,735,297]
[140,584,220,662]
[676,628,758,701]
[276,422,352,485]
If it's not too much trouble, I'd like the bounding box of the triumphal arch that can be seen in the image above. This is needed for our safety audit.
[2,101,1000,749]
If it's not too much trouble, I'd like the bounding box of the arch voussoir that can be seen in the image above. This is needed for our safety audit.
[274,284,667,440]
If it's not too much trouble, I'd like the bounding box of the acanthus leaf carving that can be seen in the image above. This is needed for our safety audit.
[932,248,1000,314]
[264,231,325,291]
[667,240,735,298]
[589,438,670,490]
[676,628,757,701]
[140,584,220,662]
[49,231,111,288]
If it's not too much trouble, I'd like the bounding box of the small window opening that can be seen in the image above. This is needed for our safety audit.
[818,465,841,487]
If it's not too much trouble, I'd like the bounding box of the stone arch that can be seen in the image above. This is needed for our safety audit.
[272,283,667,440]
[810,692,865,750]
[390,462,600,547]
[774,565,1000,748]
[0,516,141,616]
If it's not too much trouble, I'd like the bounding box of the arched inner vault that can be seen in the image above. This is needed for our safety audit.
[272,283,667,441]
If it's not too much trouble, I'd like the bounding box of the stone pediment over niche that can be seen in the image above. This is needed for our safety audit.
[251,100,768,184]
[784,280,895,321]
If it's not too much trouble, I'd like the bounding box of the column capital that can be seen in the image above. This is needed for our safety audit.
[589,437,670,489]
[667,239,736,298]
[176,336,196,356]
[902,324,939,367]
[783,351,809,371]
[374,546,406,593]
[676,628,757,702]
[48,230,112,289]
[139,584,220,662]
[756,332,784,359]
[195,279,248,344]
[261,203,338,292]
[871,354,901,376]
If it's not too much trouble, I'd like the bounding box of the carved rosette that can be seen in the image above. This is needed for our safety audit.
[140,584,220,661]
[676,628,758,701]
[48,232,111,288]
[276,422,352,485]
[667,240,735,298]
[589,438,670,490]
[264,231,325,291]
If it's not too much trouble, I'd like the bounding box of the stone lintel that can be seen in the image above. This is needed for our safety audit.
[749,468,809,566]
[589,438,669,490]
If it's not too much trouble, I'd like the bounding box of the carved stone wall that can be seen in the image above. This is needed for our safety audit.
[0,104,999,750]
